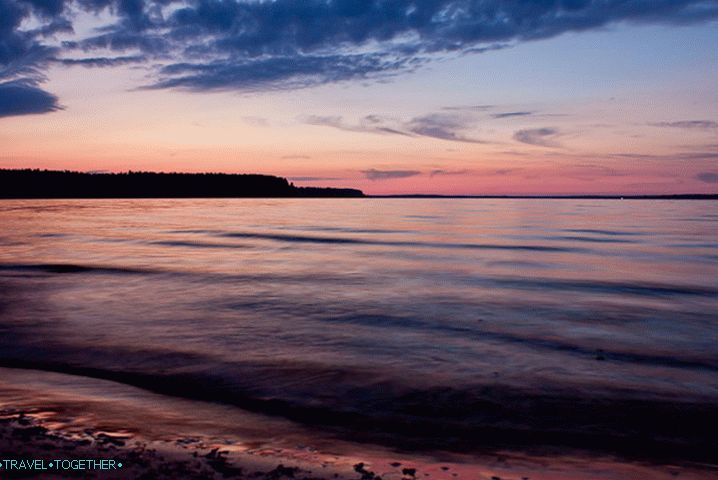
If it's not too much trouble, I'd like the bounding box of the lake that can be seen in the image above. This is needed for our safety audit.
[1,199,717,468]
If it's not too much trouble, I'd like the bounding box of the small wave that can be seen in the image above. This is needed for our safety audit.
[319,314,718,371]
[563,228,642,236]
[219,231,584,252]
[554,235,636,244]
[0,263,154,275]
[150,240,247,249]
[274,225,411,235]
[477,275,718,298]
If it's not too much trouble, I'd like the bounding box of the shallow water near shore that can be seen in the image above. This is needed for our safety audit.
[0,367,714,480]
[1,199,717,474]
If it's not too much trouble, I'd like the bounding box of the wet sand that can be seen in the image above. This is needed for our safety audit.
[1,367,716,480]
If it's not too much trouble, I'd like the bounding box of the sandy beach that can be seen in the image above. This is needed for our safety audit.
[1,367,716,480]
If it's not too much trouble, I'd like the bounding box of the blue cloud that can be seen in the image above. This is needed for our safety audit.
[59,0,718,92]
[3,0,718,102]
[0,79,61,117]
[56,55,145,67]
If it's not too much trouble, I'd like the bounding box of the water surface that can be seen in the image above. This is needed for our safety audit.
[1,199,716,461]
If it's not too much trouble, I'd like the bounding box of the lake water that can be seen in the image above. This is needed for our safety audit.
[1,199,716,462]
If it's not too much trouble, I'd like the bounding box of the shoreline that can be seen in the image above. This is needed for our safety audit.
[0,367,716,480]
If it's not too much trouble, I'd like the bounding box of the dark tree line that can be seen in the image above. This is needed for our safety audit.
[0,169,364,198]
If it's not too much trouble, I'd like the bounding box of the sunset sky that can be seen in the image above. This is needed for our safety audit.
[2,0,718,195]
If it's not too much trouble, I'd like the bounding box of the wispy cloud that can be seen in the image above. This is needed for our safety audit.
[650,120,718,129]
[429,169,471,177]
[54,56,146,68]
[513,128,561,147]
[407,113,484,143]
[442,105,494,112]
[289,176,343,182]
[362,169,421,181]
[303,115,413,137]
[696,172,718,183]
[493,168,521,175]
[492,111,534,119]
[609,151,718,161]
[242,116,269,127]
[304,112,483,143]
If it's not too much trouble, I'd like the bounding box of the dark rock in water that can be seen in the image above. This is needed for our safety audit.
[12,425,48,438]
[390,462,402,467]
[266,464,300,479]
[353,462,380,480]
[402,467,417,477]
[17,413,31,426]
[96,433,127,446]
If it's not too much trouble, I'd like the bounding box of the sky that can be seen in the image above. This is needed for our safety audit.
[1,0,718,195]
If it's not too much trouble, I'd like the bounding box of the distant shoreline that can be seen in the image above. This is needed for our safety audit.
[0,169,365,199]
[370,194,718,200]
[0,169,715,199]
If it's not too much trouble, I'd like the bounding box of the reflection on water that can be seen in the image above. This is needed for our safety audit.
[0,199,717,461]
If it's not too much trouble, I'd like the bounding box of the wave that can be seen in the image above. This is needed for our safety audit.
[0,263,154,275]
[2,262,713,300]
[0,357,715,463]
[150,240,247,249]
[219,231,585,252]
[562,228,643,236]
[486,276,718,298]
[319,313,718,371]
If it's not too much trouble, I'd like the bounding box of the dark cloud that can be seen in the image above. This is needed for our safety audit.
[55,55,145,67]
[0,0,66,117]
[153,0,718,91]
[0,79,61,117]
[514,127,561,147]
[21,0,716,93]
[650,120,718,129]
[2,0,718,111]
[492,111,534,119]
[696,172,718,183]
[23,0,67,16]
[149,53,422,92]
[362,169,421,181]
